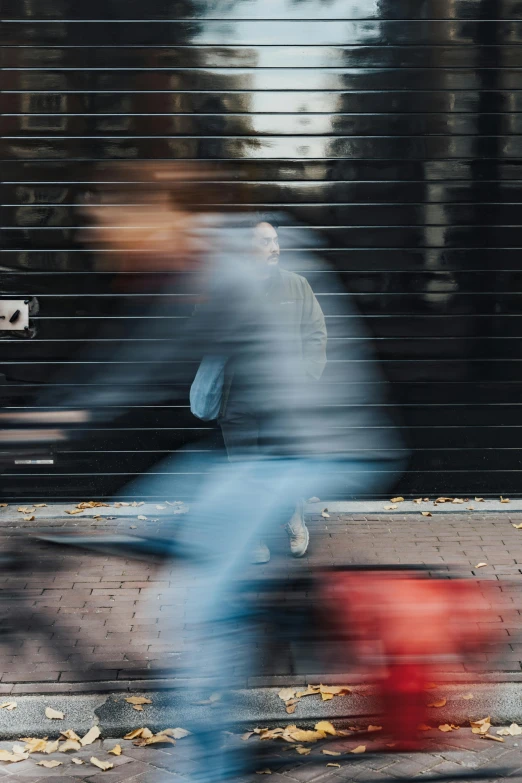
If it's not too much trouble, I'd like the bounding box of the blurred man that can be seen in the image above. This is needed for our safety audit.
[218,216,327,563]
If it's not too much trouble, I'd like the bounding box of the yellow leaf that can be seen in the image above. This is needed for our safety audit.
[256,769,272,775]
[427,698,446,708]
[90,756,114,770]
[462,693,474,700]
[0,504,8,507]
[38,760,62,768]
[475,563,487,569]
[287,728,326,743]
[391,497,404,503]
[414,498,423,504]
[64,509,84,515]
[12,745,25,755]
[23,516,35,521]
[134,733,176,747]
[314,721,336,736]
[350,745,366,754]
[124,728,153,740]
[59,739,81,752]
[133,705,144,711]
[34,504,47,508]
[0,701,16,710]
[23,738,48,753]
[108,744,122,755]
[422,512,432,517]
[384,505,397,511]
[470,717,491,735]
[475,497,484,502]
[320,692,334,701]
[125,696,152,705]
[367,725,382,733]
[497,723,522,737]
[500,496,510,503]
[513,523,522,529]
[72,758,85,765]
[277,688,296,702]
[295,745,311,755]
[60,729,81,741]
[326,763,341,768]
[295,685,321,698]
[438,724,453,732]
[286,704,297,714]
[482,734,504,743]
[319,685,351,696]
[417,724,431,731]
[80,725,101,746]
[0,749,28,762]
[45,707,64,720]
[322,750,341,756]
[452,498,464,504]
[44,740,59,753]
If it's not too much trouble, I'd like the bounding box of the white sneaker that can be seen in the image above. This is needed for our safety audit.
[250,541,270,564]
[286,504,309,558]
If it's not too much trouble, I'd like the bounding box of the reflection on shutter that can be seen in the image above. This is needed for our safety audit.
[0,0,519,498]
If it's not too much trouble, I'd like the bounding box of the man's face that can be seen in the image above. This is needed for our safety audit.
[253,221,279,269]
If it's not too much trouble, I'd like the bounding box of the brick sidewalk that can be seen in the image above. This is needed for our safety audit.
[0,727,519,782]
[0,510,521,693]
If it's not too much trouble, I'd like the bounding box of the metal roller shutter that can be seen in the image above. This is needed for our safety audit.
[1,0,520,499]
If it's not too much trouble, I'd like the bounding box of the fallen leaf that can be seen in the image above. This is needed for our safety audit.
[475,497,485,502]
[108,744,122,755]
[133,705,144,711]
[17,506,35,513]
[424,683,438,690]
[321,510,330,518]
[286,704,297,714]
[12,745,25,755]
[384,505,397,511]
[278,688,297,702]
[471,717,491,735]
[80,725,101,746]
[0,750,29,762]
[59,739,81,752]
[90,756,113,771]
[414,498,423,504]
[513,523,522,529]
[60,729,81,741]
[0,701,16,710]
[351,745,366,754]
[78,501,109,508]
[319,685,351,697]
[462,693,474,700]
[124,728,153,740]
[427,698,446,708]
[125,696,152,706]
[417,724,432,731]
[241,732,254,741]
[315,721,336,736]
[38,760,62,768]
[475,563,487,569]
[497,723,522,736]
[0,504,7,507]
[45,707,64,720]
[72,758,84,765]
[22,738,48,753]
[23,515,35,521]
[367,725,383,733]
[438,724,453,732]
[287,728,326,743]
[422,512,432,516]
[295,745,311,755]
[322,750,341,756]
[137,515,147,520]
[452,498,464,504]
[435,497,453,504]
[256,769,272,775]
[34,504,47,508]
[500,497,510,503]
[44,740,59,754]
[296,685,321,698]
[64,509,84,515]
[482,734,504,743]
[326,763,341,768]
[391,497,404,503]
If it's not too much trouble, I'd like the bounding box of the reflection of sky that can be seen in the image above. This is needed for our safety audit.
[197,0,380,19]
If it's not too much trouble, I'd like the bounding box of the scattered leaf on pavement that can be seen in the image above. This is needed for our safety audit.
[45,707,64,720]
[241,732,254,741]
[0,750,28,762]
[351,745,366,754]
[0,702,16,710]
[422,512,432,517]
[326,763,341,768]
[23,516,35,521]
[72,758,85,764]
[34,504,47,508]
[322,750,341,756]
[60,729,81,741]
[124,728,153,740]
[295,745,311,755]
[163,728,190,739]
[108,744,122,755]
[59,739,81,752]
[497,724,522,736]
[125,697,152,707]
[427,698,447,708]
[438,725,453,732]
[321,510,330,518]
[90,756,113,770]
[513,524,522,529]
[500,497,510,503]
[384,505,397,511]
[38,760,62,768]
[278,688,296,702]
[80,725,101,746]
[64,509,84,515]
[256,769,272,774]
[417,724,431,731]
[22,738,48,753]
[471,717,491,735]
[133,705,144,711]
[475,497,484,502]
[367,726,383,733]
[482,734,504,743]
[462,694,474,700]
[44,740,59,753]
[475,563,487,569]
[391,497,404,503]
[314,721,336,736]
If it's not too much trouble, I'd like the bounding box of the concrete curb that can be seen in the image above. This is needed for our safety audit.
[0,685,521,739]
